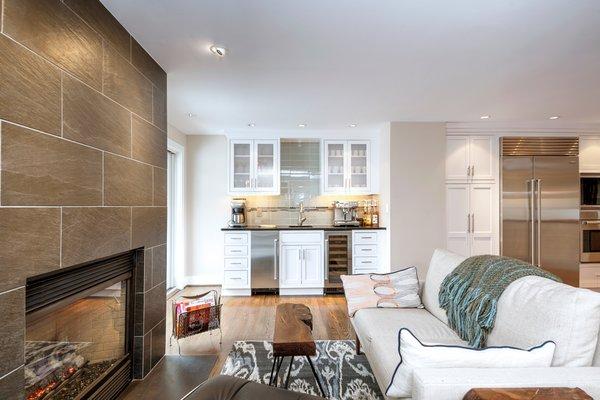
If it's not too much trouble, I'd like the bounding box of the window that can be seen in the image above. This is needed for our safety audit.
[167,139,185,292]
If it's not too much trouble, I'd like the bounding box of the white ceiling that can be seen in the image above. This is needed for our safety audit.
[101,0,600,135]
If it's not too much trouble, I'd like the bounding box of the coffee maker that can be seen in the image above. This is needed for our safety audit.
[333,201,360,227]
[229,199,247,228]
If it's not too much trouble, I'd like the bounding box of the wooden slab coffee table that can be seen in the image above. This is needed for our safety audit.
[464,387,592,400]
[269,303,327,398]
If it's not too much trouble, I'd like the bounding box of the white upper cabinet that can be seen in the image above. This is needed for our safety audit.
[580,137,600,173]
[323,140,371,194]
[446,136,494,182]
[229,139,279,194]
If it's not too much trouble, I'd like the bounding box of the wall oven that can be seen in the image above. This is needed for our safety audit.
[581,175,600,208]
[581,210,600,263]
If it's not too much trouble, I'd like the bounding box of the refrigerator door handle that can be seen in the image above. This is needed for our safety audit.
[536,179,542,267]
[528,179,535,265]
[273,239,278,280]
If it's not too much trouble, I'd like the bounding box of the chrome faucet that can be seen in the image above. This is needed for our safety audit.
[297,202,307,226]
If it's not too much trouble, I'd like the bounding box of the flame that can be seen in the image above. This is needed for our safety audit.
[26,366,79,400]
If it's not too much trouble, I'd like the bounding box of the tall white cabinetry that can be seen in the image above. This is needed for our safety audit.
[229,139,279,194]
[580,137,600,173]
[323,140,371,194]
[446,136,497,257]
[279,231,324,295]
[446,136,494,181]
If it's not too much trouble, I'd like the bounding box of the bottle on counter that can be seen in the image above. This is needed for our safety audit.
[362,201,372,226]
[371,201,379,228]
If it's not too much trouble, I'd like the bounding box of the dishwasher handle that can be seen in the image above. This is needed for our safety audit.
[273,238,279,280]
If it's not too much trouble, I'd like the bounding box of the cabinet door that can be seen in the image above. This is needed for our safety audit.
[302,245,324,287]
[230,140,253,192]
[580,137,600,173]
[446,136,470,181]
[348,141,371,193]
[446,184,470,257]
[323,141,347,193]
[253,140,279,193]
[470,184,495,255]
[470,137,494,181]
[279,245,302,288]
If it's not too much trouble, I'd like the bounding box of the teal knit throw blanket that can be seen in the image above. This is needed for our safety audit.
[438,255,560,348]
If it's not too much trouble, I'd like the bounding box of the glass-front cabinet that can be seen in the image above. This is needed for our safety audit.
[323,140,371,194]
[229,139,279,194]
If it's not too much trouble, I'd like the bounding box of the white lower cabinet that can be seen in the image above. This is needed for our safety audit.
[279,231,324,295]
[352,230,381,274]
[222,232,251,296]
[280,245,303,287]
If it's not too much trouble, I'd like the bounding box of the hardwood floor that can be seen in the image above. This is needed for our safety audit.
[165,287,353,376]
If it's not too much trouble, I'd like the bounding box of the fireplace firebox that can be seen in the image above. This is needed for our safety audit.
[25,250,140,400]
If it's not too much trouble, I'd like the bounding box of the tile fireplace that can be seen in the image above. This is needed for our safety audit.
[24,251,141,400]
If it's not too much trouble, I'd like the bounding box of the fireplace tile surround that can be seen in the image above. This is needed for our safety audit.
[0,0,168,398]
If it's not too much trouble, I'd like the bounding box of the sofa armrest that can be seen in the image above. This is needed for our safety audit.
[412,367,600,400]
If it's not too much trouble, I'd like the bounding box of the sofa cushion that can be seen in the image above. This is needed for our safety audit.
[352,308,465,396]
[387,328,555,398]
[421,249,466,324]
[487,276,600,366]
[341,266,423,317]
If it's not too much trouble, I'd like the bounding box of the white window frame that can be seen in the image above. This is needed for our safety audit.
[167,138,185,292]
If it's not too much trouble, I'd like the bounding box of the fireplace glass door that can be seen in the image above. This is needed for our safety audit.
[25,280,128,400]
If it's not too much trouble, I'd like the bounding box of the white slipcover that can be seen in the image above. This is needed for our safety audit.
[487,276,600,366]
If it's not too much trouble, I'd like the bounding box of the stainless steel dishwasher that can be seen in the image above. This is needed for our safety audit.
[251,231,279,293]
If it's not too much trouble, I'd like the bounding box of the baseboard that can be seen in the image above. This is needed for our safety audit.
[279,288,324,296]
[183,276,221,286]
[221,288,251,297]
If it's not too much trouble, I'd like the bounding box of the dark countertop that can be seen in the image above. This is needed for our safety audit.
[221,225,386,231]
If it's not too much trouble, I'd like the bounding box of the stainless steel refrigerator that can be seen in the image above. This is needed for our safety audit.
[501,137,580,286]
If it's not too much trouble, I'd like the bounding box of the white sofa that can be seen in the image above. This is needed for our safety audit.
[351,249,600,400]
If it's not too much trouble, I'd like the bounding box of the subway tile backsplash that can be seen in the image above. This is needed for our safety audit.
[243,139,377,226]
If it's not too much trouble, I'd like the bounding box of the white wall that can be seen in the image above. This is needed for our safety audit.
[185,135,230,284]
[378,123,391,272]
[387,122,446,279]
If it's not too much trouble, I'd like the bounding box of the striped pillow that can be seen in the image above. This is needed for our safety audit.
[341,266,423,317]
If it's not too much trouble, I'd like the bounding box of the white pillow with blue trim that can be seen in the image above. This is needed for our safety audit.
[386,328,556,398]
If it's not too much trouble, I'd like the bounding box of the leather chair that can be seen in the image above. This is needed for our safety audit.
[184,375,324,400]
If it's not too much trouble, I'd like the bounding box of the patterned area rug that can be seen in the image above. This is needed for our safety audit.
[220,340,383,400]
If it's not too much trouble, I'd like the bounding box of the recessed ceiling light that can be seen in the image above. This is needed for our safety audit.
[480,115,491,120]
[349,123,358,128]
[187,113,197,118]
[209,45,227,57]
[298,123,307,128]
[549,116,560,120]
[247,123,255,127]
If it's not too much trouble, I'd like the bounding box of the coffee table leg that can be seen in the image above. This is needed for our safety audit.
[269,356,278,386]
[272,356,284,387]
[306,356,326,398]
[284,356,294,389]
